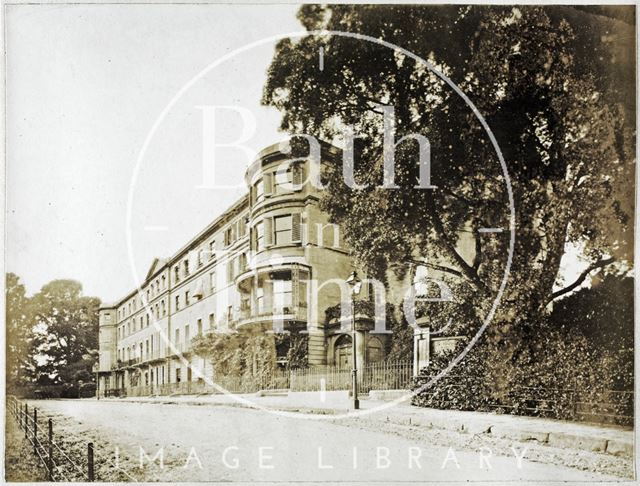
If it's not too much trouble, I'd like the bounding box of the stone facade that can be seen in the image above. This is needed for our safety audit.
[97,142,390,395]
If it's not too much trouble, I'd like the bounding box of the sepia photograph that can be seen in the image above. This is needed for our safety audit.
[3,1,637,483]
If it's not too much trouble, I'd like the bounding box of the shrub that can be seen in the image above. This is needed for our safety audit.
[411,321,633,425]
[411,338,493,411]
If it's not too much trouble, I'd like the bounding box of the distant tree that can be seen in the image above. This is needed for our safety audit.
[6,273,34,386]
[29,280,100,384]
[262,5,634,374]
[550,274,634,352]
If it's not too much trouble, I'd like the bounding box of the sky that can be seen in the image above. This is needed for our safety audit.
[6,4,303,302]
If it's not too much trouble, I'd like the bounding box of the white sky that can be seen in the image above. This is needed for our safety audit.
[6,4,303,302]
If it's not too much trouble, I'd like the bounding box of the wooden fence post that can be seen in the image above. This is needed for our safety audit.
[48,418,54,481]
[33,408,38,454]
[87,442,95,481]
[24,404,28,438]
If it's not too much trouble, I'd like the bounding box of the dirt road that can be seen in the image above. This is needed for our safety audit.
[23,399,625,482]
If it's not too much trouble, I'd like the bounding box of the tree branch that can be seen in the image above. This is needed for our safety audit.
[407,259,464,278]
[472,231,482,271]
[547,257,615,304]
[429,209,491,295]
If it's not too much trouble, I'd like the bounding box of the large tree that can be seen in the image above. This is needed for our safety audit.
[262,6,634,369]
[29,280,100,384]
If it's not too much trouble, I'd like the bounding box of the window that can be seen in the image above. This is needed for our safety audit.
[185,325,190,345]
[210,271,216,292]
[146,314,149,327]
[238,218,247,238]
[183,259,189,276]
[227,259,234,283]
[240,294,250,312]
[238,253,247,273]
[227,305,233,323]
[174,266,180,283]
[162,300,166,316]
[224,225,236,246]
[175,329,180,348]
[197,319,203,336]
[197,250,203,267]
[255,179,264,202]
[275,167,293,193]
[209,240,216,260]
[275,215,293,246]
[256,287,265,313]
[185,291,190,306]
[209,313,215,329]
[140,316,143,329]
[273,277,293,312]
[255,222,265,251]
[264,173,273,196]
[175,295,180,311]
[176,367,181,383]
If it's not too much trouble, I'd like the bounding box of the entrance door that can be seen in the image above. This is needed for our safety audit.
[335,334,353,369]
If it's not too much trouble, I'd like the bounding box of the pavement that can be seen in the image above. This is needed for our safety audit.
[103,390,634,459]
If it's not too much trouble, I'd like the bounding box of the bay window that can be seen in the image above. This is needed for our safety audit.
[273,278,293,312]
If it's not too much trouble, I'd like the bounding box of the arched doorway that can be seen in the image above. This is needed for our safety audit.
[335,334,353,369]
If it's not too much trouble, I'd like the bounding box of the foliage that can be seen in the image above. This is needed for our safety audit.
[192,328,311,377]
[191,331,247,377]
[5,275,100,389]
[263,5,634,388]
[411,338,493,412]
[6,273,33,386]
[412,318,633,425]
[276,333,309,369]
[29,280,100,384]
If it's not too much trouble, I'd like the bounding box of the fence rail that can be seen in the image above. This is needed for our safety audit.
[7,396,138,482]
[414,374,634,426]
[106,361,414,398]
[99,360,632,426]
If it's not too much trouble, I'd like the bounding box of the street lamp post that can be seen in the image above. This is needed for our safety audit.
[346,271,362,410]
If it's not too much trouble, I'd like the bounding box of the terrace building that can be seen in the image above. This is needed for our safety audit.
[96,142,394,396]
